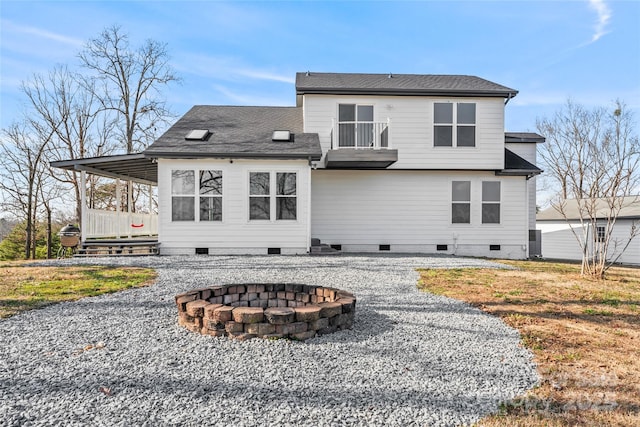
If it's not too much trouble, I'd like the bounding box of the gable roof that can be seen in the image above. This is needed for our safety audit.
[144,106,322,161]
[505,132,545,143]
[296,72,518,98]
[537,196,640,221]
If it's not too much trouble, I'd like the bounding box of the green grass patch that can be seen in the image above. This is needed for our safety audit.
[0,265,156,318]
[582,307,614,316]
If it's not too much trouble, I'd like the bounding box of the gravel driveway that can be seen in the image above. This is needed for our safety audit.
[0,254,538,426]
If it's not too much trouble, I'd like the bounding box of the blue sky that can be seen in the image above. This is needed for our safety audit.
[1,0,639,134]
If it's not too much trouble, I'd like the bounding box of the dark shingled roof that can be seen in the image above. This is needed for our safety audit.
[505,132,545,143]
[296,72,518,98]
[497,149,543,178]
[144,106,322,161]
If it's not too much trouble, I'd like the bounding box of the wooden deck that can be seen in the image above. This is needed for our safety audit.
[75,238,160,257]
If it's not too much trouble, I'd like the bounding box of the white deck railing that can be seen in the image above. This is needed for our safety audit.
[85,208,158,238]
[331,119,390,150]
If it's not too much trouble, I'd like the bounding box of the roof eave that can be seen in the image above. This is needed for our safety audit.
[296,88,518,98]
[495,169,543,179]
[144,151,323,162]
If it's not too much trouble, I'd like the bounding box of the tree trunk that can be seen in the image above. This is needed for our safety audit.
[46,206,52,259]
[25,199,32,260]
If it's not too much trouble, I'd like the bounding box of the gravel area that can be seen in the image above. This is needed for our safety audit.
[0,254,538,426]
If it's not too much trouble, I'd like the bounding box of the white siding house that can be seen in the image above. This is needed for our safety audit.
[51,72,544,259]
[157,158,312,255]
[537,197,640,266]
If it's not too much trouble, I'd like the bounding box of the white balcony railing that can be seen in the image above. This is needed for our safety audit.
[331,119,390,150]
[85,208,158,238]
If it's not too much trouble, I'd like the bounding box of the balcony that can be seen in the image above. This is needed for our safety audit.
[326,119,398,168]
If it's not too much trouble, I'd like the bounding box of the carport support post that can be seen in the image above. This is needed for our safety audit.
[127,180,133,239]
[148,184,153,237]
[80,170,87,243]
[116,178,121,238]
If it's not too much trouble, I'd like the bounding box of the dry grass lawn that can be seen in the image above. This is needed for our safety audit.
[418,260,639,427]
[0,261,157,318]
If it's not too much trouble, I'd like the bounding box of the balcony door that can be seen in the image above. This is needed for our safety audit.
[338,104,374,148]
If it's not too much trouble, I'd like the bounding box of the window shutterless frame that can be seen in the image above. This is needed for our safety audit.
[171,169,223,222]
[451,180,471,224]
[434,102,476,147]
[481,181,501,224]
[248,171,298,221]
[338,104,375,148]
[171,170,195,221]
[199,170,223,221]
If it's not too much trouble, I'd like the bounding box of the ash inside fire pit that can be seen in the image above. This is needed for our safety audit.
[175,284,356,341]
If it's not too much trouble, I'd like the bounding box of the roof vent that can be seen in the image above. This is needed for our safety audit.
[185,129,210,141]
[272,130,291,142]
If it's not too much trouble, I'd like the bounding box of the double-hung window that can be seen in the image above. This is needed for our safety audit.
[172,169,223,221]
[482,182,500,224]
[172,170,195,221]
[452,181,471,224]
[434,103,476,147]
[249,172,297,221]
[276,173,297,220]
[199,170,222,221]
[249,172,271,220]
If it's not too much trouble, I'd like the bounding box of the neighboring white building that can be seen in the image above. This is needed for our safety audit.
[537,197,640,266]
[52,72,544,258]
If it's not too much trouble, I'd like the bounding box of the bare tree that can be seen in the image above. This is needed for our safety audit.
[0,121,53,258]
[21,65,115,224]
[537,100,640,277]
[78,25,180,154]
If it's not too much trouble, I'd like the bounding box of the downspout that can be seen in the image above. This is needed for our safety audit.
[504,92,516,105]
[524,175,530,259]
[307,158,313,253]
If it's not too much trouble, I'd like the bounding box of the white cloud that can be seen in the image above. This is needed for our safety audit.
[1,19,84,47]
[588,0,612,43]
[174,53,293,85]
[210,84,290,106]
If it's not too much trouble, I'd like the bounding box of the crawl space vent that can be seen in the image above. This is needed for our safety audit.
[185,129,211,141]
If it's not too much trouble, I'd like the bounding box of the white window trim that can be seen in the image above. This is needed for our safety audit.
[451,180,472,225]
[247,170,299,223]
[198,169,224,223]
[170,168,225,223]
[434,102,477,148]
[481,181,501,225]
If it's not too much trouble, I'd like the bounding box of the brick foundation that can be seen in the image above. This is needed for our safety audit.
[175,284,356,341]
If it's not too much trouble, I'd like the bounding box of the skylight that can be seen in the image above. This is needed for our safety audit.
[272,130,291,142]
[185,129,211,141]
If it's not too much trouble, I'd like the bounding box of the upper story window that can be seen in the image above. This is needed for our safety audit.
[338,104,374,148]
[434,102,476,147]
[249,172,297,221]
[172,169,223,222]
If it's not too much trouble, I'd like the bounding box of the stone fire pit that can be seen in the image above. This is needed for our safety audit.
[175,284,356,341]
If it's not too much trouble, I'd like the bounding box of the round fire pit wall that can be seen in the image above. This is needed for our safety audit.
[175,284,356,341]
